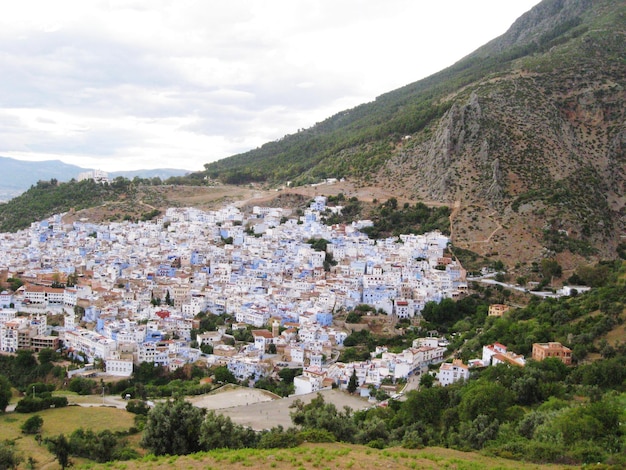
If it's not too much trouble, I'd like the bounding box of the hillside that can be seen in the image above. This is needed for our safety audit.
[199,0,626,272]
[87,443,572,470]
[0,156,189,202]
[0,179,260,232]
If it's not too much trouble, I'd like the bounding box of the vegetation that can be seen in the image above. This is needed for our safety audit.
[0,406,136,467]
[361,199,451,238]
[20,415,43,434]
[0,178,130,232]
[141,398,257,455]
[254,367,302,397]
[0,177,169,232]
[0,375,11,412]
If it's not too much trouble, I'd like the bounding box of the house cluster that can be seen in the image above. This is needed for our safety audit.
[437,339,573,386]
[0,308,59,353]
[0,196,467,391]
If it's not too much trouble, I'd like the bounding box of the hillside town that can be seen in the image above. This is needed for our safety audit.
[0,195,514,395]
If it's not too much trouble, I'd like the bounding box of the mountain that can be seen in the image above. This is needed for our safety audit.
[200,0,626,270]
[0,156,189,201]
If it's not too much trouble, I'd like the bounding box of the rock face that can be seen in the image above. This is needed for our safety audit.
[375,0,626,268]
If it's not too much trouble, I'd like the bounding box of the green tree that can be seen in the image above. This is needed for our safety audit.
[6,277,23,292]
[541,259,562,280]
[419,373,435,389]
[199,410,258,450]
[290,393,357,442]
[457,414,500,450]
[398,386,449,427]
[257,426,301,448]
[45,434,71,469]
[140,399,205,455]
[458,381,514,422]
[347,369,358,394]
[0,440,22,469]
[21,415,43,434]
[213,366,237,384]
[0,375,12,412]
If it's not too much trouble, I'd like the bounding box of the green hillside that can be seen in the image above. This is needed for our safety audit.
[200,0,622,187]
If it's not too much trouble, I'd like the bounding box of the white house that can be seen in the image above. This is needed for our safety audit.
[438,359,470,386]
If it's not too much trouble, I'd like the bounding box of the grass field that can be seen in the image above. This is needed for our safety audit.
[0,405,572,470]
[0,405,137,469]
[81,443,571,470]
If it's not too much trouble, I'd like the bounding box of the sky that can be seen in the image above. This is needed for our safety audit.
[0,0,542,172]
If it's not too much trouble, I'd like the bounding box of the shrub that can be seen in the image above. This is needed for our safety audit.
[21,415,43,434]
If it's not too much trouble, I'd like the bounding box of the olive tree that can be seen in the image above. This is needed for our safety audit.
[140,399,205,455]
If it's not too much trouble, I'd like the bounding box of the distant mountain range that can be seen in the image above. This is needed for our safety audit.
[0,156,190,201]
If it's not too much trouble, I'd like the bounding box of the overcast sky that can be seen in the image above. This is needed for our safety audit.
[0,0,541,172]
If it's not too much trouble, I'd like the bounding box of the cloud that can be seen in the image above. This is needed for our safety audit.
[0,0,541,171]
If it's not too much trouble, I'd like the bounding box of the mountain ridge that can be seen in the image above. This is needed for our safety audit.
[199,0,626,271]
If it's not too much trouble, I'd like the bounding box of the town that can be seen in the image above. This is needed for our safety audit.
[0,195,569,397]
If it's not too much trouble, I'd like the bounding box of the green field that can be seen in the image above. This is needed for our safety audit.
[0,404,137,468]
[0,404,572,470]
[83,443,571,470]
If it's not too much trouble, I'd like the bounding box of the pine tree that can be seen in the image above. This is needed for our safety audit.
[347,369,358,394]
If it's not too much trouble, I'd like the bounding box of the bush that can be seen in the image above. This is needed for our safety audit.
[126,399,150,415]
[68,377,97,395]
[15,396,68,413]
[297,429,336,443]
[21,415,43,434]
[257,426,302,449]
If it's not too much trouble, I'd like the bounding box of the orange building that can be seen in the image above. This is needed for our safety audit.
[488,304,510,317]
[532,342,572,365]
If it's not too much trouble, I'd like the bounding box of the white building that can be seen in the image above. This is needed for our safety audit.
[438,359,470,386]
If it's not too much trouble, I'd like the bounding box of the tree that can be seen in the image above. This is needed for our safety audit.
[6,277,23,292]
[0,375,12,412]
[458,382,514,422]
[457,414,500,450]
[290,393,357,442]
[21,415,43,434]
[347,369,358,394]
[419,373,435,389]
[140,399,205,455]
[541,259,562,280]
[0,441,22,470]
[199,410,258,450]
[213,366,237,384]
[46,434,71,469]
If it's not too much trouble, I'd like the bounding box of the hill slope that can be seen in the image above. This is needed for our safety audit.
[200,0,626,270]
[0,156,189,201]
